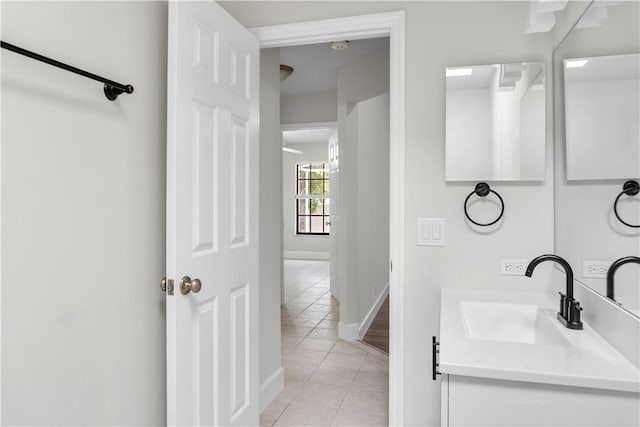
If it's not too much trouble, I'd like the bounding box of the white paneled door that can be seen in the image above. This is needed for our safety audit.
[166,1,259,426]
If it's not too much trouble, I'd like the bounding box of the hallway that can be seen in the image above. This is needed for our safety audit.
[261,260,389,426]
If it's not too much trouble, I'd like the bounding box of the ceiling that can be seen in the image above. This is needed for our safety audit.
[282,128,335,145]
[279,37,389,97]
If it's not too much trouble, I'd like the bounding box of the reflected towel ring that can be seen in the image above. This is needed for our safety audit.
[613,180,640,228]
[464,182,505,227]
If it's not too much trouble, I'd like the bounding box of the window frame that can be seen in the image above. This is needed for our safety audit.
[295,161,330,236]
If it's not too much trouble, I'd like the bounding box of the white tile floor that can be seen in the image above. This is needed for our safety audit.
[261,260,389,427]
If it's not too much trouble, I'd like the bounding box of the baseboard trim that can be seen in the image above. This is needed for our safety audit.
[283,251,329,260]
[260,367,284,412]
[338,322,359,341]
[358,283,390,339]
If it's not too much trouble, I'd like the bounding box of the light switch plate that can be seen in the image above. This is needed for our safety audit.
[417,218,446,246]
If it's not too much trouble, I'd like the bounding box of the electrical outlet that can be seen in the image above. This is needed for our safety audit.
[500,259,529,276]
[583,261,611,279]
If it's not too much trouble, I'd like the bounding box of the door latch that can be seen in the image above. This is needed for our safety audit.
[160,277,174,296]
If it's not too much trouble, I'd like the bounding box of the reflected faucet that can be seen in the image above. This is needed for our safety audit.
[607,256,640,301]
[525,254,583,330]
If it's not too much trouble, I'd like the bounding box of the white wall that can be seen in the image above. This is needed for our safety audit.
[281,92,337,124]
[282,142,330,257]
[220,2,555,424]
[1,1,167,424]
[259,48,284,406]
[354,94,390,332]
[337,47,390,328]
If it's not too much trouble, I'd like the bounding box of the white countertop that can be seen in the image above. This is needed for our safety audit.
[439,288,640,393]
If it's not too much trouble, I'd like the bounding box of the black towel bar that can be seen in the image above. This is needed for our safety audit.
[1,40,134,101]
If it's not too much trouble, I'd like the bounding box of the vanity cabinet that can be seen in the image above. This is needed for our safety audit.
[439,289,640,426]
[441,374,640,427]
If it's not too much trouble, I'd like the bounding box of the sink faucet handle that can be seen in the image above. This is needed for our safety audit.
[568,300,584,330]
[558,292,567,318]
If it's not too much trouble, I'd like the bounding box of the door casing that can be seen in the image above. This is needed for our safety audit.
[251,11,406,425]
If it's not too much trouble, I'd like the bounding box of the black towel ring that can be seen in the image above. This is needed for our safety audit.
[613,180,640,228]
[464,182,505,227]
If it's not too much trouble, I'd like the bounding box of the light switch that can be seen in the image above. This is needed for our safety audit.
[417,218,446,246]
[432,224,441,240]
[421,223,431,240]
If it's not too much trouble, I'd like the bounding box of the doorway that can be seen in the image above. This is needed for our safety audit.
[253,11,406,425]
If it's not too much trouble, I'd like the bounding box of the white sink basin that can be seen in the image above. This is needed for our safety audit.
[460,300,570,346]
[440,289,640,393]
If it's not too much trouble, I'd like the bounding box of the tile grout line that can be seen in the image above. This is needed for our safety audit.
[328,349,367,425]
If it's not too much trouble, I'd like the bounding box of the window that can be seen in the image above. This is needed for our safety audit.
[296,162,330,235]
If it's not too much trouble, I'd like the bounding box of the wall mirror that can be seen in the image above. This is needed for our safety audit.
[445,62,545,181]
[564,53,639,180]
[554,0,640,317]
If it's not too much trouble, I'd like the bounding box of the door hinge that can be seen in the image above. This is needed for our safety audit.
[390,260,393,272]
[432,336,441,380]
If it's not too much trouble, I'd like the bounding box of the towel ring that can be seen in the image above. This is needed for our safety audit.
[464,182,504,227]
[613,180,640,228]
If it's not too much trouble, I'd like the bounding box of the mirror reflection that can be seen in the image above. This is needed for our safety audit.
[564,53,640,180]
[445,62,545,181]
[554,0,640,317]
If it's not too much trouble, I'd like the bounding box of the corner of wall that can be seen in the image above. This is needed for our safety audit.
[260,367,284,412]
[358,282,390,339]
[552,1,591,47]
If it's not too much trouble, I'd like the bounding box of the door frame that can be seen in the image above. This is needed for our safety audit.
[251,11,406,425]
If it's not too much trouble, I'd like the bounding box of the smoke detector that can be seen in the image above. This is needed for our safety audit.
[331,40,350,50]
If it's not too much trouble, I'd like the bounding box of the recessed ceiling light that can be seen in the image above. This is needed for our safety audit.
[446,68,473,77]
[331,40,350,50]
[565,59,588,69]
[282,146,303,155]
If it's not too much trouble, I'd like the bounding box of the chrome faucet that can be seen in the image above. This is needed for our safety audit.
[525,254,583,330]
[607,256,640,302]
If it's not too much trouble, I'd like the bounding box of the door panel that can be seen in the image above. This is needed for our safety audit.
[230,116,249,247]
[192,102,219,254]
[230,284,250,421]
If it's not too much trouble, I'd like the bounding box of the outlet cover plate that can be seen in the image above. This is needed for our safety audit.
[583,260,611,279]
[501,258,529,276]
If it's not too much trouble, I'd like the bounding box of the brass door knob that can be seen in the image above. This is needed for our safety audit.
[161,277,167,292]
[180,276,202,295]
